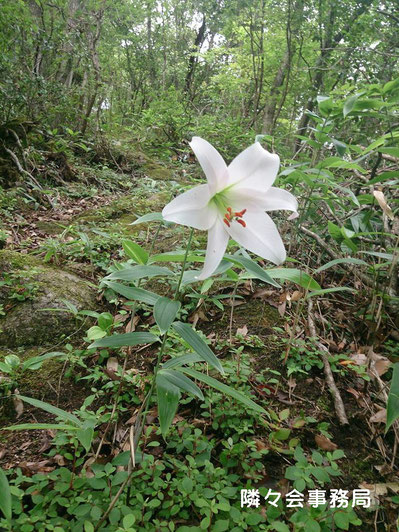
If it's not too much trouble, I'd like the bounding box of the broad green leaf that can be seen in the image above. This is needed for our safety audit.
[172,322,224,374]
[383,77,399,94]
[122,240,148,264]
[0,362,12,373]
[386,363,399,432]
[315,258,368,273]
[158,369,204,400]
[86,326,107,340]
[105,265,173,282]
[328,221,342,241]
[224,255,281,288]
[103,281,159,305]
[77,427,94,453]
[130,212,164,225]
[154,297,181,334]
[4,355,20,369]
[317,95,334,115]
[267,268,321,291]
[0,468,11,524]
[181,368,265,414]
[17,396,81,426]
[22,351,66,371]
[162,353,204,370]
[89,331,158,349]
[98,312,113,330]
[306,287,356,298]
[156,373,180,437]
[343,92,365,117]
[334,511,350,530]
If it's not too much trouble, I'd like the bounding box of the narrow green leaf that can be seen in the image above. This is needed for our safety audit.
[154,297,181,334]
[17,396,81,426]
[306,287,356,298]
[22,351,66,371]
[0,468,12,524]
[315,258,368,273]
[386,363,399,432]
[158,369,204,400]
[149,252,204,263]
[89,332,158,349]
[267,268,321,291]
[105,265,173,282]
[4,423,79,431]
[172,322,224,374]
[224,255,281,288]
[122,240,148,264]
[130,212,164,225]
[162,353,204,370]
[156,373,180,437]
[103,281,159,305]
[181,368,265,413]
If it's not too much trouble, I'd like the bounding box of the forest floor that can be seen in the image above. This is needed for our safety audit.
[0,140,398,531]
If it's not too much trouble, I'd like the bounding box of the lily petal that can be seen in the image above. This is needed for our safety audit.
[162,184,216,230]
[226,210,286,265]
[197,219,229,279]
[227,142,280,191]
[227,186,298,214]
[190,137,228,195]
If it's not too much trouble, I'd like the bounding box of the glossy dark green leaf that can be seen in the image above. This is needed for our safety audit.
[103,281,159,305]
[172,322,224,374]
[181,368,265,413]
[156,373,180,437]
[154,297,181,334]
[89,331,158,349]
[158,369,204,399]
[122,240,148,264]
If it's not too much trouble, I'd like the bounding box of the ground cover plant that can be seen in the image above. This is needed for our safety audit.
[0,0,399,530]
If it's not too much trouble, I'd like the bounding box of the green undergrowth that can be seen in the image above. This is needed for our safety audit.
[0,351,368,531]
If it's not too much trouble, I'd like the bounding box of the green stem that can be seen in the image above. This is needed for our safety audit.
[133,226,195,451]
[174,227,194,299]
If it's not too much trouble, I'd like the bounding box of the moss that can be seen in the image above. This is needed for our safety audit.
[0,249,41,272]
[35,220,66,235]
[76,191,168,226]
[0,250,97,347]
[142,162,173,181]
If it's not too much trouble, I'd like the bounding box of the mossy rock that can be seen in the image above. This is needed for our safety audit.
[0,250,97,347]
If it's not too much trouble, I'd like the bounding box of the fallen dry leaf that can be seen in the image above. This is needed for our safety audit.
[373,190,394,220]
[13,389,24,418]
[315,434,338,451]
[369,408,386,423]
[254,438,268,451]
[349,353,367,366]
[236,325,248,337]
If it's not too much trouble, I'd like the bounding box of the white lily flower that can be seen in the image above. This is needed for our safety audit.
[162,137,298,280]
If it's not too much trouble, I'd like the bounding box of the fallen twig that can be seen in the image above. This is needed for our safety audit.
[307,299,349,425]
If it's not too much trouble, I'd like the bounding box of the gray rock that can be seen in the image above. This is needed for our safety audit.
[0,250,97,347]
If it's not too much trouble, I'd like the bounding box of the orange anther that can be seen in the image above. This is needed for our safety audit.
[227,207,232,213]
[223,218,231,227]
[237,219,246,227]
